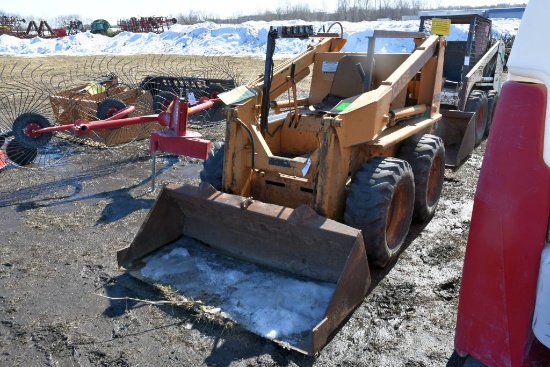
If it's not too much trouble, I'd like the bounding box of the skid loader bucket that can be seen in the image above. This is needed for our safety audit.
[117,183,370,355]
[433,110,476,167]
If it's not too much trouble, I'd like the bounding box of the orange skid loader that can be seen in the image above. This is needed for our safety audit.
[117,26,474,355]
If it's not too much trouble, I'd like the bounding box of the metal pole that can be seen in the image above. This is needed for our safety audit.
[150,150,157,192]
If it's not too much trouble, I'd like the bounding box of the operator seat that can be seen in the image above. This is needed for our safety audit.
[315,55,374,112]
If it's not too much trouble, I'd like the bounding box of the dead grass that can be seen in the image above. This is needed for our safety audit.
[0,54,266,91]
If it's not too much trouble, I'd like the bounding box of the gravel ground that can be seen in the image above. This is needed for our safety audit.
[0,55,483,366]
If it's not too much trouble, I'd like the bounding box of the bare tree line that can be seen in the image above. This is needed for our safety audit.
[176,1,526,24]
[1,1,527,29]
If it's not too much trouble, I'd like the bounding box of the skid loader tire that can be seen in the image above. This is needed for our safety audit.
[399,134,445,222]
[344,157,415,268]
[465,90,488,146]
[485,90,499,136]
[96,98,126,120]
[200,141,225,190]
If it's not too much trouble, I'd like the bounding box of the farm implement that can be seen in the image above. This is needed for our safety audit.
[47,73,234,147]
[48,73,158,147]
[0,65,235,170]
[117,16,177,34]
[0,75,159,169]
[0,16,66,38]
[8,94,218,172]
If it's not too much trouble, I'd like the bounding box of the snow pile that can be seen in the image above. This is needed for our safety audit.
[0,18,521,57]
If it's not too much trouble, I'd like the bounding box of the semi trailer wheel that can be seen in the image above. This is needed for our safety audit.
[465,90,489,146]
[344,157,415,267]
[200,141,225,190]
[400,134,445,222]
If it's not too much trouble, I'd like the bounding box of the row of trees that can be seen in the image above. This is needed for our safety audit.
[176,1,526,24]
[1,1,527,30]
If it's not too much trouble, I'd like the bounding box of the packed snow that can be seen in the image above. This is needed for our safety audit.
[139,238,336,349]
[0,18,521,57]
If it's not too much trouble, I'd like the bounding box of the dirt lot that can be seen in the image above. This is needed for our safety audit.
[0,55,481,366]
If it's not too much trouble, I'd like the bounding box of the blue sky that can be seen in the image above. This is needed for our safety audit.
[0,0,526,25]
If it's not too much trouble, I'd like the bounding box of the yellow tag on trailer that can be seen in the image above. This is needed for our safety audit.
[431,18,451,36]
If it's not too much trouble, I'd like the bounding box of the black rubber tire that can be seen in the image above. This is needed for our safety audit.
[344,157,415,268]
[465,90,488,146]
[6,140,38,166]
[200,141,225,190]
[485,90,499,136]
[399,134,445,222]
[153,91,177,114]
[96,98,127,120]
[12,112,53,149]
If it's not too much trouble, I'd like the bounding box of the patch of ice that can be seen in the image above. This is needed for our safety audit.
[424,198,474,235]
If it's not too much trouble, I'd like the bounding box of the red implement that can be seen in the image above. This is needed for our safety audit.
[0,151,7,170]
[149,97,218,190]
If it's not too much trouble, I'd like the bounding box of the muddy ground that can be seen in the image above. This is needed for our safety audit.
[0,55,482,366]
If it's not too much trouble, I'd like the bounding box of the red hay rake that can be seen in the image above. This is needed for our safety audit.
[118,17,178,34]
[0,16,69,38]
[11,95,217,187]
[0,55,242,173]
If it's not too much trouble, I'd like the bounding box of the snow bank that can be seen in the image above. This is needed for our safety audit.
[0,18,521,57]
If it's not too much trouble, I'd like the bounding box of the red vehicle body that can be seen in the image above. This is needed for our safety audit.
[454,0,550,365]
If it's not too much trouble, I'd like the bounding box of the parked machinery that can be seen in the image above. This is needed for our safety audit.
[2,68,235,168]
[0,16,26,37]
[64,20,84,35]
[419,14,505,160]
[116,24,476,355]
[0,17,64,38]
[90,19,120,37]
[117,16,177,34]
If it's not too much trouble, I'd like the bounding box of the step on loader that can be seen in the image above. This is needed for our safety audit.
[117,24,474,355]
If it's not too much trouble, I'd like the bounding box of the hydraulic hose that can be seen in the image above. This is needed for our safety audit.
[233,117,255,170]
